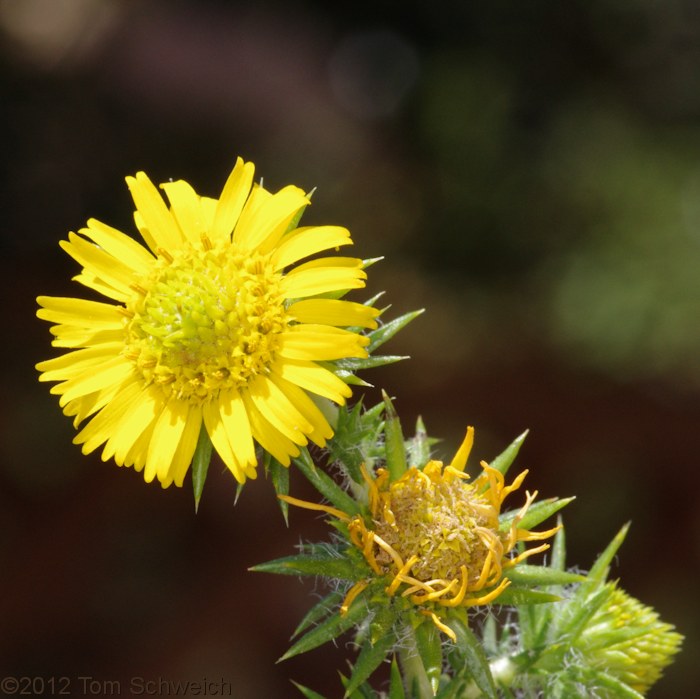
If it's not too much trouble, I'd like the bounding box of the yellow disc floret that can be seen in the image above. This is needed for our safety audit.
[125,245,289,403]
[372,463,504,588]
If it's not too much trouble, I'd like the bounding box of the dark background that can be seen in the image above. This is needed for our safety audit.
[1,1,698,697]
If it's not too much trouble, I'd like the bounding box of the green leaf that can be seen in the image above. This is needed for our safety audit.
[550,518,567,572]
[552,584,612,644]
[496,587,563,605]
[586,522,630,586]
[414,620,443,695]
[291,682,328,699]
[249,552,362,581]
[285,200,311,234]
[388,656,406,699]
[344,633,395,696]
[293,448,361,516]
[191,424,213,512]
[499,496,575,533]
[482,613,499,656]
[292,590,344,639]
[592,671,645,699]
[407,416,432,467]
[326,400,384,483]
[280,596,368,661]
[445,611,497,699]
[504,565,586,586]
[336,355,411,371]
[383,391,408,481]
[367,309,424,353]
[488,430,528,477]
[267,455,290,524]
[337,371,375,387]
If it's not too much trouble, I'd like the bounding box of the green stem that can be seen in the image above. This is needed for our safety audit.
[398,624,434,698]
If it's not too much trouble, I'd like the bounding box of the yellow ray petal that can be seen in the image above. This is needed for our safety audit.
[277,325,369,361]
[103,385,162,466]
[219,389,256,469]
[199,196,217,231]
[234,184,309,252]
[270,225,352,271]
[71,272,129,303]
[210,157,255,243]
[288,299,379,329]
[55,356,134,406]
[74,379,142,453]
[202,399,245,482]
[63,375,130,427]
[81,218,155,274]
[247,374,312,445]
[60,233,136,296]
[161,180,205,245]
[123,418,156,474]
[164,404,202,487]
[132,210,158,253]
[36,342,124,380]
[144,398,190,484]
[241,391,299,466]
[37,296,125,328]
[280,265,367,298]
[126,172,184,252]
[269,373,333,447]
[274,358,352,404]
[49,326,124,349]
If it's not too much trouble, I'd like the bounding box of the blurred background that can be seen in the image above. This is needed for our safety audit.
[1,0,699,696]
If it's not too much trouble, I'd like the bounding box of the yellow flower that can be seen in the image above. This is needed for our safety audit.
[283,427,559,641]
[36,158,379,487]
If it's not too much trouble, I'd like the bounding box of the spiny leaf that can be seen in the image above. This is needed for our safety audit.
[586,522,630,586]
[496,587,563,606]
[550,518,567,572]
[407,415,433,467]
[504,565,586,586]
[367,309,424,353]
[488,430,528,477]
[388,656,406,699]
[553,584,613,644]
[291,682,328,699]
[344,633,395,696]
[414,619,443,695]
[336,355,410,371]
[327,400,384,483]
[292,590,344,639]
[445,611,497,699]
[191,424,213,512]
[249,552,362,581]
[267,455,290,524]
[279,596,368,661]
[383,391,408,481]
[293,448,361,516]
[499,496,575,533]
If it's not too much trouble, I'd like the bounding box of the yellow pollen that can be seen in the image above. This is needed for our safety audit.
[124,244,289,402]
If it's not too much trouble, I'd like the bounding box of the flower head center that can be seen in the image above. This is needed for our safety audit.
[125,244,289,401]
[375,466,502,582]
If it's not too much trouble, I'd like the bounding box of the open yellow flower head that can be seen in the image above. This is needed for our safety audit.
[342,428,559,638]
[36,158,379,487]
